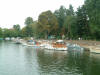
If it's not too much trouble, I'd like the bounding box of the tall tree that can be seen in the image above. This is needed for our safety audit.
[38,10,58,39]
[13,24,20,31]
[21,27,27,37]
[67,4,74,16]
[13,24,21,37]
[54,6,67,35]
[64,16,77,39]
[0,28,3,37]
[24,17,34,37]
[76,5,90,39]
[63,5,76,39]
[85,0,100,39]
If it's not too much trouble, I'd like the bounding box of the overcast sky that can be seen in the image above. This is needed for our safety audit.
[0,0,84,28]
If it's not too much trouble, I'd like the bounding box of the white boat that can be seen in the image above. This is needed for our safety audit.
[5,37,10,40]
[22,40,40,48]
[15,39,23,44]
[45,40,68,51]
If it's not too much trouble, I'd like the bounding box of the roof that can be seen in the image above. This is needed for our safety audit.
[56,40,64,43]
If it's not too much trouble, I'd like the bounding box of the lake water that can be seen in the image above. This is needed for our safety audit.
[0,41,100,75]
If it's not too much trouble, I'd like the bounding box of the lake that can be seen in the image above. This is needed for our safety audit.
[0,41,100,75]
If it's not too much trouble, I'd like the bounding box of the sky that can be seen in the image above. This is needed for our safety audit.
[0,0,84,28]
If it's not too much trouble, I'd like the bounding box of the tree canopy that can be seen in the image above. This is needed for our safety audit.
[38,10,58,38]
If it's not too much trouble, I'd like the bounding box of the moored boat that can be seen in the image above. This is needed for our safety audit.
[45,40,67,51]
[5,37,10,40]
[22,40,41,48]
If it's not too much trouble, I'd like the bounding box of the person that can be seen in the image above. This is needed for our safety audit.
[62,34,65,39]
[78,37,80,40]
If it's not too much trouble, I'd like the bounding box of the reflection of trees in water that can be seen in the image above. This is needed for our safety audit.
[88,54,100,75]
[36,49,91,75]
[36,50,68,75]
[67,51,91,75]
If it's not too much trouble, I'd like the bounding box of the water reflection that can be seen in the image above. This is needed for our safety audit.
[36,49,90,75]
[88,54,100,75]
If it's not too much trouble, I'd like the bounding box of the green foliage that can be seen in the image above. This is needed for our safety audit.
[0,28,3,37]
[63,5,76,39]
[21,27,27,37]
[38,10,59,39]
[76,5,90,39]
[13,24,20,31]
[13,24,21,37]
[24,17,34,37]
[64,16,77,39]
[2,25,21,38]
[3,29,14,37]
[67,4,74,16]
[85,0,100,39]
[54,5,76,39]
[54,6,67,34]
[25,17,34,26]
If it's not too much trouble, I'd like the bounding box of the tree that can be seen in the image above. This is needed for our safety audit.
[13,24,20,31]
[85,0,100,39]
[31,21,38,38]
[76,5,90,39]
[64,16,77,39]
[54,6,67,35]
[62,5,77,39]
[25,17,34,26]
[21,27,27,37]
[38,10,58,39]
[24,17,34,37]
[67,4,74,16]
[0,28,3,37]
[13,24,21,37]
[3,29,15,38]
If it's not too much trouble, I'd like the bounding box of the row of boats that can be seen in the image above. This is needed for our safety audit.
[13,39,100,54]
[4,37,99,54]
[14,39,68,51]
[14,39,85,52]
